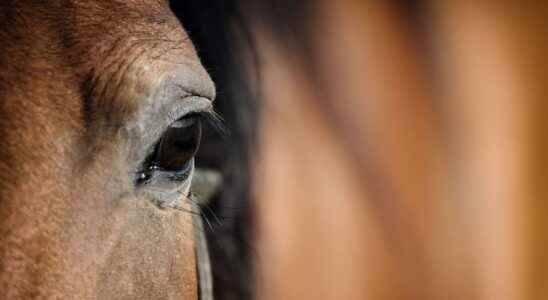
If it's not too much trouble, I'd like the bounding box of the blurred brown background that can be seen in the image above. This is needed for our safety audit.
[246,1,548,299]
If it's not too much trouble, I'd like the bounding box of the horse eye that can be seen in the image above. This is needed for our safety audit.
[157,116,202,171]
[136,115,202,185]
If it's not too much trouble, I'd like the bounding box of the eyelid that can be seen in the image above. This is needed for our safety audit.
[167,96,213,127]
[126,95,211,174]
[170,117,197,128]
[145,95,212,155]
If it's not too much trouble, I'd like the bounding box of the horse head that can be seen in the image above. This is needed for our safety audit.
[0,1,214,298]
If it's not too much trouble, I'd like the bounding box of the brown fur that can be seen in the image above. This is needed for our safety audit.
[250,0,548,299]
[0,0,213,298]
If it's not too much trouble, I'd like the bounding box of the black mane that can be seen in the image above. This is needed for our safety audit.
[170,1,257,299]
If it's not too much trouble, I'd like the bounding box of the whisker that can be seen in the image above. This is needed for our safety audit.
[201,211,215,232]
[197,110,229,137]
[191,193,223,227]
[171,205,202,216]
[188,193,224,228]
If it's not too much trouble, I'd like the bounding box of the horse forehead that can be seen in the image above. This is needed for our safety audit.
[68,0,173,17]
[7,0,207,84]
[0,0,215,148]
[62,0,216,119]
[64,0,195,57]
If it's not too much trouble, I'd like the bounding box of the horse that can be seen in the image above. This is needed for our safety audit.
[0,0,220,298]
[5,0,548,299]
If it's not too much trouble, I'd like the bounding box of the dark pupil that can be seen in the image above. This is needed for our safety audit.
[155,117,202,172]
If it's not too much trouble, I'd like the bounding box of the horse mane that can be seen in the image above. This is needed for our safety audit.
[170,1,258,299]
[172,1,400,298]
[169,2,325,299]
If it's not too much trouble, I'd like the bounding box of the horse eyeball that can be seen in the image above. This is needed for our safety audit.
[155,116,202,172]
